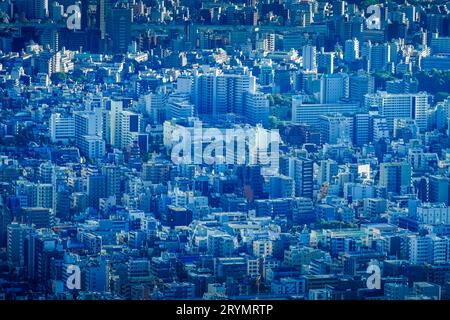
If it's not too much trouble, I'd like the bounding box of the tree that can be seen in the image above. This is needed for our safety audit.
[268,116,279,129]
[51,72,67,84]
[416,70,450,102]
[267,94,275,106]
[15,126,34,147]
[436,92,450,102]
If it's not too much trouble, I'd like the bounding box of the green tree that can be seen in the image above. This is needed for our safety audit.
[268,116,279,129]
[51,72,67,84]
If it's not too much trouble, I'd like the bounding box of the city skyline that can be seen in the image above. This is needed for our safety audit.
[0,0,450,301]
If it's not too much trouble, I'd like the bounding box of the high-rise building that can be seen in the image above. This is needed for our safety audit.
[289,157,314,199]
[363,198,387,220]
[36,183,53,209]
[350,72,374,103]
[274,68,292,94]
[167,93,194,120]
[35,49,61,76]
[193,68,256,117]
[74,111,103,147]
[16,181,37,208]
[384,283,409,300]
[269,175,295,198]
[379,162,411,194]
[207,233,235,257]
[110,99,123,147]
[283,32,304,51]
[40,29,59,52]
[320,73,349,104]
[428,175,449,205]
[87,173,107,210]
[318,160,339,185]
[370,113,390,142]
[53,187,70,220]
[244,92,270,127]
[252,240,273,257]
[25,229,62,284]
[430,37,450,54]
[110,102,141,150]
[143,92,167,124]
[364,92,430,132]
[408,235,448,265]
[0,204,12,247]
[319,114,353,144]
[368,43,391,72]
[256,33,275,51]
[344,38,360,63]
[84,257,107,292]
[259,61,274,86]
[141,162,171,184]
[38,162,54,184]
[50,113,75,143]
[80,135,106,160]
[193,68,217,116]
[302,45,317,71]
[353,113,370,146]
[80,0,90,30]
[7,223,31,269]
[176,75,193,94]
[292,95,360,128]
[31,0,49,20]
[100,0,115,39]
[111,4,133,53]
[102,165,121,201]
[237,165,265,200]
[120,110,141,149]
[317,49,335,74]
[386,77,419,94]
[21,207,55,228]
[393,118,418,141]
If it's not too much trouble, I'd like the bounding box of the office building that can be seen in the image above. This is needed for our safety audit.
[364,92,430,132]
[50,113,75,143]
[379,162,411,194]
[302,45,317,72]
[111,4,133,53]
[292,95,360,128]
[244,91,270,127]
[87,173,107,210]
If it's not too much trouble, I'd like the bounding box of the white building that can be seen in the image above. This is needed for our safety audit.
[364,92,430,132]
[74,110,104,146]
[7,223,31,269]
[193,66,256,117]
[36,183,53,209]
[167,93,194,119]
[244,91,270,127]
[344,38,360,62]
[80,135,106,160]
[50,113,75,143]
[176,75,193,94]
[143,92,167,124]
[343,183,376,200]
[292,95,360,128]
[319,113,353,144]
[417,204,450,225]
[302,45,317,71]
[430,37,450,54]
[252,240,273,257]
[320,73,349,104]
[408,235,449,265]
[271,277,306,296]
[112,109,141,149]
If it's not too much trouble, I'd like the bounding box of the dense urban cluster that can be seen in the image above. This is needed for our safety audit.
[0,0,450,300]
